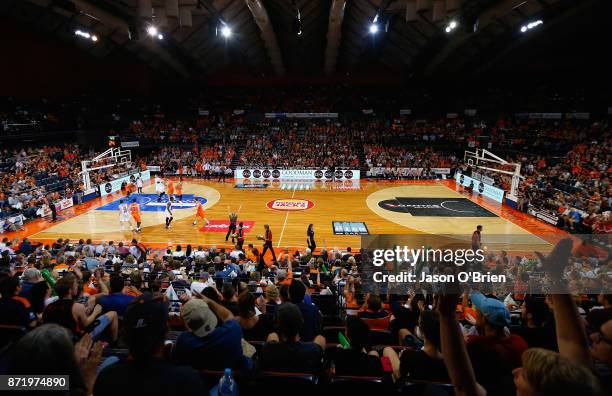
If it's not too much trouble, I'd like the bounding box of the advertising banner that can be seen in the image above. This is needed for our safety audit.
[455,172,505,203]
[99,170,150,197]
[235,168,360,181]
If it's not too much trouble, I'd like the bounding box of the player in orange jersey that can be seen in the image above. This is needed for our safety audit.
[193,200,209,226]
[176,179,183,202]
[129,199,142,232]
[167,178,175,199]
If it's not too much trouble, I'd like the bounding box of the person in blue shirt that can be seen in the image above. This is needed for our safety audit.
[97,275,134,317]
[173,293,251,371]
[289,279,322,342]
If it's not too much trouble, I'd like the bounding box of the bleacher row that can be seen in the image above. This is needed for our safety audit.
[33,172,71,193]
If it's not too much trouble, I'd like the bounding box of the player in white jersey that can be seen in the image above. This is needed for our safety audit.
[165,197,174,229]
[118,199,131,230]
[155,175,165,202]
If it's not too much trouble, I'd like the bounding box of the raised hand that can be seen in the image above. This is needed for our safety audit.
[534,238,573,281]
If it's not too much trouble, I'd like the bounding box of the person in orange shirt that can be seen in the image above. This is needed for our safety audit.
[175,180,183,202]
[167,179,175,199]
[130,199,142,232]
[192,199,209,226]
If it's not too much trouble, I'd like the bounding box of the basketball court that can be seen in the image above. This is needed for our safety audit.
[21,178,561,254]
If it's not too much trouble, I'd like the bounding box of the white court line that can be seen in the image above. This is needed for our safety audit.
[276,187,296,247]
[438,180,552,246]
[237,204,242,214]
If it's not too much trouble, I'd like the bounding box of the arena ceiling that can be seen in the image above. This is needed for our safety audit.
[0,0,603,81]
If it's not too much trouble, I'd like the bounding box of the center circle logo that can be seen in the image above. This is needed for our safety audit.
[314,170,323,179]
[253,170,262,178]
[324,170,333,179]
[242,170,251,178]
[272,169,281,179]
[104,183,112,194]
[262,169,271,178]
[344,170,353,179]
[267,199,315,211]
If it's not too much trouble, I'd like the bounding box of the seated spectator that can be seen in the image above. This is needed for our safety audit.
[329,316,383,377]
[237,289,273,341]
[260,302,326,373]
[388,310,449,383]
[96,275,134,316]
[466,291,528,394]
[94,295,205,396]
[44,275,118,342]
[0,274,36,328]
[19,267,43,298]
[220,282,239,315]
[8,324,101,396]
[289,279,322,342]
[173,295,249,371]
[358,293,392,330]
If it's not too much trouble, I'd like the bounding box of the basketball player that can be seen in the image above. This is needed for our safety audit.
[258,224,277,269]
[236,222,245,250]
[118,199,131,230]
[130,198,142,232]
[165,197,174,229]
[226,209,238,243]
[167,178,175,200]
[307,224,316,251]
[193,199,209,226]
[155,175,165,202]
[176,179,183,202]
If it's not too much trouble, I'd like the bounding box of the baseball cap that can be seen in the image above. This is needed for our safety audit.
[470,291,510,328]
[181,299,218,338]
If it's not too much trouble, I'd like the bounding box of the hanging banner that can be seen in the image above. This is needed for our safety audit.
[400,109,412,115]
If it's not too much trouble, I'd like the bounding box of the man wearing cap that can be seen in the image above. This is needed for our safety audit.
[94,295,205,396]
[466,291,528,394]
[260,302,326,374]
[173,293,249,371]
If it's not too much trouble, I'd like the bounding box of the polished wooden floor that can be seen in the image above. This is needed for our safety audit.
[12,178,566,253]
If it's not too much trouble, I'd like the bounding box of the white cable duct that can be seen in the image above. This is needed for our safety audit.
[244,0,285,75]
[323,0,346,75]
[54,0,190,77]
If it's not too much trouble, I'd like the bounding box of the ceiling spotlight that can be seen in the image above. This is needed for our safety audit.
[445,20,459,33]
[221,25,232,38]
[147,26,158,37]
[91,35,98,42]
[520,19,543,33]
[369,23,379,34]
[158,33,164,40]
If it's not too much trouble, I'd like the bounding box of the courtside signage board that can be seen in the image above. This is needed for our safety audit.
[99,170,151,197]
[267,199,314,211]
[201,220,255,232]
[332,221,369,235]
[455,173,505,203]
[236,169,360,181]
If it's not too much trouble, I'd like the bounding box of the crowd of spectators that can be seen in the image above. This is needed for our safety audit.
[0,146,82,225]
[0,234,610,395]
